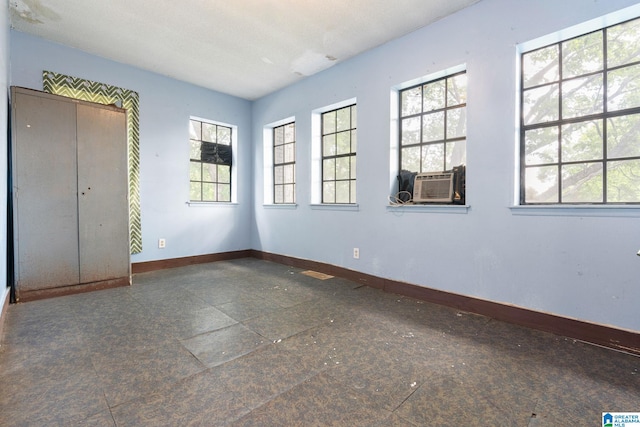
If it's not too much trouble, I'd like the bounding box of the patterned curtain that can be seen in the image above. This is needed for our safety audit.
[43,71,142,254]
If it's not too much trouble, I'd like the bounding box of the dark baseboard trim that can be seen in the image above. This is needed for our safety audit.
[132,250,253,274]
[250,250,640,356]
[16,276,131,303]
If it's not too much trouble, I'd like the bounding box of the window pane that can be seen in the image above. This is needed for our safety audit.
[336,107,351,131]
[202,123,216,143]
[217,126,231,145]
[274,165,284,184]
[523,45,560,88]
[274,145,284,164]
[336,131,351,155]
[218,184,231,202]
[422,144,445,172]
[561,120,603,162]
[351,105,357,129]
[323,134,336,156]
[283,164,294,183]
[190,162,202,181]
[323,181,335,203]
[190,182,202,201]
[525,166,558,203]
[423,80,446,111]
[561,163,603,203]
[336,157,350,180]
[336,181,350,203]
[190,140,201,160]
[323,111,336,134]
[422,111,445,142]
[607,113,640,159]
[523,84,559,125]
[402,87,422,116]
[274,185,284,204]
[351,130,357,153]
[607,63,640,112]
[350,156,357,179]
[189,120,201,140]
[218,165,231,184]
[607,159,640,202]
[525,127,559,165]
[401,117,421,145]
[203,163,216,182]
[562,32,603,79]
[562,74,603,119]
[607,18,640,69]
[401,146,421,172]
[350,180,356,203]
[203,183,216,201]
[323,158,335,180]
[284,184,295,203]
[284,123,295,143]
[447,74,467,106]
[274,127,284,146]
[284,143,295,163]
[446,107,467,139]
[446,140,466,170]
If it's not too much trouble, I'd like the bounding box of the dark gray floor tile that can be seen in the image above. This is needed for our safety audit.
[242,299,340,341]
[111,369,249,427]
[230,371,392,427]
[209,343,317,410]
[181,323,267,367]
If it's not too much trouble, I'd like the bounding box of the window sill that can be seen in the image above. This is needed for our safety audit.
[387,203,470,214]
[310,203,359,212]
[263,203,298,209]
[509,204,640,218]
[186,201,238,207]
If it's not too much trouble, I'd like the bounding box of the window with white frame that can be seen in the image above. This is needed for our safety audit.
[520,17,640,204]
[189,118,232,202]
[398,71,467,204]
[321,104,357,204]
[273,122,296,204]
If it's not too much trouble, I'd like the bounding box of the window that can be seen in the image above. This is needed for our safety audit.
[397,72,467,205]
[189,118,232,202]
[273,122,296,204]
[520,17,640,204]
[321,104,357,203]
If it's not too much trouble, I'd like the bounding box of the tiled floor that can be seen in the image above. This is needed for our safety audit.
[1,258,639,426]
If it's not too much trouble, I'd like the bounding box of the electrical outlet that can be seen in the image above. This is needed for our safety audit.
[353,248,359,259]
[158,238,166,249]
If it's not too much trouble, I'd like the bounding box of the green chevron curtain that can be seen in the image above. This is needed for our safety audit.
[43,71,142,254]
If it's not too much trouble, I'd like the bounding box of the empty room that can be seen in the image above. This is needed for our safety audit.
[1,0,640,425]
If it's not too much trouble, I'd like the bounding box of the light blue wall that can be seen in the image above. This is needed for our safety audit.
[9,31,253,263]
[251,0,640,332]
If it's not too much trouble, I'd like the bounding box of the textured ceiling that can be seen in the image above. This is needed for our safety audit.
[9,0,480,100]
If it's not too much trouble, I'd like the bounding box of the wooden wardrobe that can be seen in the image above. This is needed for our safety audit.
[11,87,131,301]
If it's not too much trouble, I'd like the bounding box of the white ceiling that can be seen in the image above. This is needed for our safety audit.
[9,0,480,100]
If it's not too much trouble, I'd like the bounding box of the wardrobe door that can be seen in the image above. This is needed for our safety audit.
[12,90,80,291]
[76,104,130,284]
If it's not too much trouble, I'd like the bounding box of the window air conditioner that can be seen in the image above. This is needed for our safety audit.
[412,172,454,203]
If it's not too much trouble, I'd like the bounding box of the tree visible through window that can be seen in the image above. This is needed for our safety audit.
[189,119,232,202]
[399,72,467,175]
[273,122,296,204]
[321,105,357,204]
[520,17,640,204]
